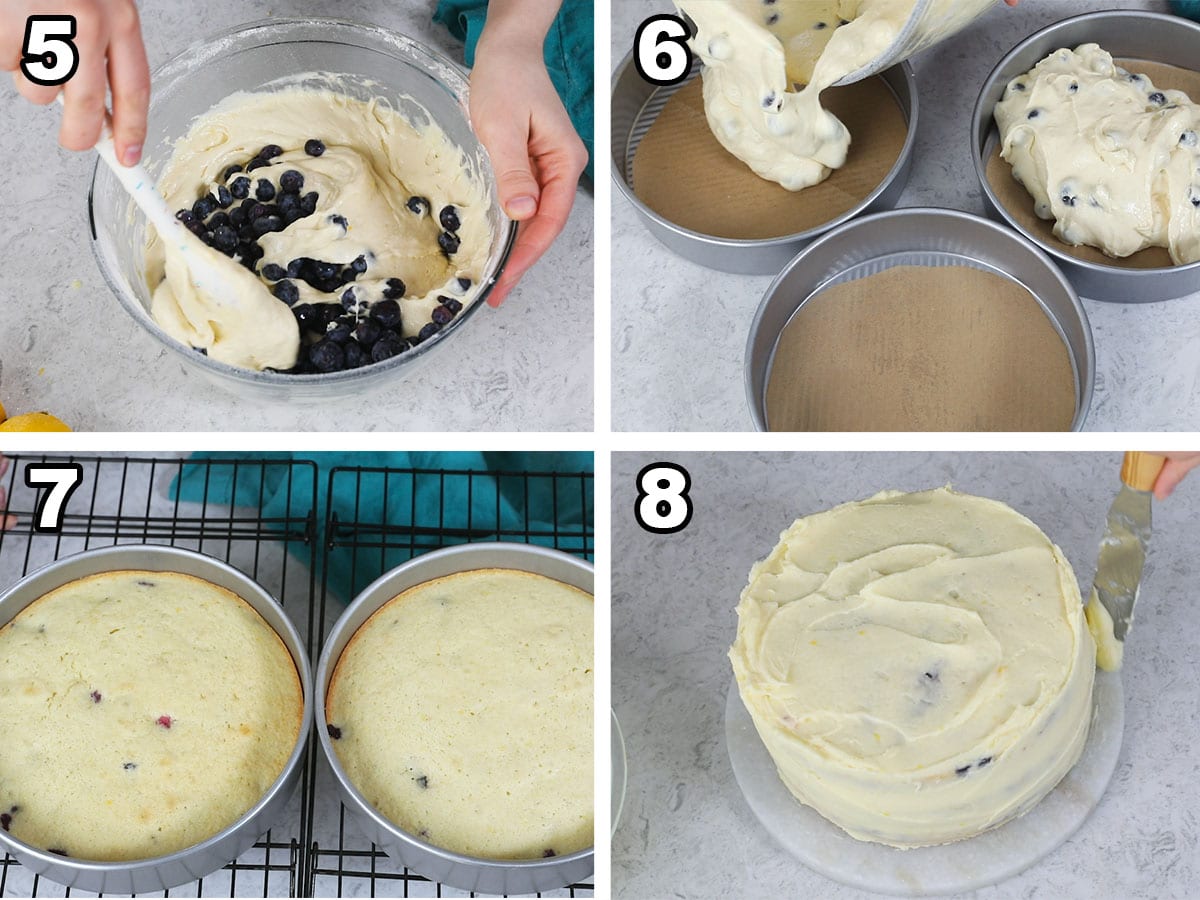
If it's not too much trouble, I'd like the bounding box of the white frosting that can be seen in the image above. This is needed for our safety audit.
[731,487,1095,847]
[995,44,1200,265]
[145,82,492,371]
[1084,587,1124,672]
[675,0,992,190]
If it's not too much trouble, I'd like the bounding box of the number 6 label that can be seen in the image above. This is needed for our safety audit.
[635,463,693,535]
[24,463,83,533]
[634,14,693,86]
[21,16,80,87]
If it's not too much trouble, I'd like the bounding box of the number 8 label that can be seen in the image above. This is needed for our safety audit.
[635,463,693,534]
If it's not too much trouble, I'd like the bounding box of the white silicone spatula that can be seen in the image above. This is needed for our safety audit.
[66,96,244,301]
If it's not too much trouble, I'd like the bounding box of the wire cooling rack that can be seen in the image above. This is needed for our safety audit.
[0,455,595,899]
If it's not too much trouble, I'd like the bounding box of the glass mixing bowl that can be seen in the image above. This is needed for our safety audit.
[88,18,515,402]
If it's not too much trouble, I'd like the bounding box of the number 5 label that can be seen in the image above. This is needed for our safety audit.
[24,463,83,533]
[635,463,693,534]
[634,14,693,86]
[21,16,80,87]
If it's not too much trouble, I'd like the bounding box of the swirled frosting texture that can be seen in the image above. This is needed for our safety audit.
[730,487,1095,847]
[675,0,992,190]
[995,44,1200,265]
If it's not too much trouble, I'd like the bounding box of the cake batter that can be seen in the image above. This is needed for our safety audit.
[145,79,493,371]
[995,44,1200,265]
[731,487,1095,847]
[675,0,992,190]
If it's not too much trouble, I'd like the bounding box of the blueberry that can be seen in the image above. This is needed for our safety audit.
[1060,194,1076,207]
[343,340,367,369]
[329,213,348,230]
[200,230,216,246]
[0,813,10,831]
[814,21,827,29]
[175,209,197,226]
[431,305,454,326]
[1127,73,1144,84]
[1027,109,1040,120]
[223,163,244,180]
[341,287,357,310]
[371,332,406,362]
[123,762,137,770]
[1149,91,1167,105]
[766,12,779,25]
[249,202,272,221]
[383,277,406,300]
[230,176,251,200]
[305,139,326,157]
[301,191,319,215]
[406,195,430,216]
[349,254,368,274]
[259,143,284,160]
[439,205,461,231]
[237,224,257,242]
[273,280,300,305]
[213,226,238,253]
[440,296,463,314]
[761,91,777,110]
[1067,82,1079,94]
[189,221,208,238]
[978,756,993,767]
[246,157,270,173]
[418,322,441,342]
[326,316,355,343]
[253,215,284,236]
[354,318,383,347]
[309,339,345,373]
[279,170,304,193]
[208,209,230,228]
[216,185,233,208]
[283,208,305,226]
[293,303,320,333]
[261,263,287,281]
[230,206,248,228]
[1192,196,1200,208]
[415,775,429,789]
[1181,131,1198,147]
[278,192,300,215]
[370,298,403,329]
[313,260,339,283]
[456,277,472,291]
[320,303,344,328]
[955,764,971,776]
[256,179,277,201]
[193,194,218,220]
[91,690,102,703]
[1011,81,1026,92]
[438,231,461,256]
[287,257,310,278]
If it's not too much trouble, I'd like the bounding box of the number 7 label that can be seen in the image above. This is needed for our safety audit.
[24,463,84,532]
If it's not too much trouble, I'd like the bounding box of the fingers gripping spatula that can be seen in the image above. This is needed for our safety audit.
[1085,452,1166,672]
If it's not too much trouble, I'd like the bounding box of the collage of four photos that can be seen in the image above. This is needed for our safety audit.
[1,0,1200,898]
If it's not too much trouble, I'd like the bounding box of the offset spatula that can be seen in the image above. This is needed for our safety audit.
[1087,451,1166,671]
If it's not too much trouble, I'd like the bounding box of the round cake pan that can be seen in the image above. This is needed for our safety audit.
[314,542,595,896]
[972,10,1200,303]
[745,207,1094,431]
[611,52,918,275]
[0,544,312,895]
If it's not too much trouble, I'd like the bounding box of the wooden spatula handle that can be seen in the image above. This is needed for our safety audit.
[1121,452,1167,492]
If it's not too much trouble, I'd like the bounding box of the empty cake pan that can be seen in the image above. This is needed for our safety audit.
[972,10,1200,302]
[611,52,918,275]
[0,544,312,895]
[315,543,594,896]
[746,207,1094,431]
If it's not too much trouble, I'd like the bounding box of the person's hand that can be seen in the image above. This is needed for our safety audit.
[1150,452,1200,500]
[0,455,17,531]
[2,0,150,166]
[469,31,587,308]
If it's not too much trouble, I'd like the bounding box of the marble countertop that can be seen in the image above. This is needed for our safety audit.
[0,0,593,432]
[610,0,1200,432]
[612,451,1200,899]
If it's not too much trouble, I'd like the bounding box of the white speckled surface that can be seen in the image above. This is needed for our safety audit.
[0,1,593,432]
[610,0,1200,432]
[612,451,1200,899]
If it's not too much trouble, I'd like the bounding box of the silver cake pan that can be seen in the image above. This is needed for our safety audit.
[0,544,312,894]
[972,10,1200,303]
[745,207,1094,431]
[315,542,595,896]
[611,52,918,275]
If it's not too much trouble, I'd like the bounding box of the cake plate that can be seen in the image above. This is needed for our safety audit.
[724,671,1123,896]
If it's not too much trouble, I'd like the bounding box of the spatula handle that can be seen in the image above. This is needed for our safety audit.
[1121,452,1167,492]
